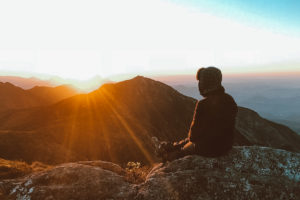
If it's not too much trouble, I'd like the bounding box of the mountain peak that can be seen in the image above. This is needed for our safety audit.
[120,75,161,86]
[96,75,178,95]
[132,75,146,80]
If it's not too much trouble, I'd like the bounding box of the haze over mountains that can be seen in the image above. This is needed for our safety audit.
[155,74,300,134]
[0,75,112,92]
[0,76,54,89]
[0,76,299,165]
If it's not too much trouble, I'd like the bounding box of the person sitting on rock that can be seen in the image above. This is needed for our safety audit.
[153,66,238,161]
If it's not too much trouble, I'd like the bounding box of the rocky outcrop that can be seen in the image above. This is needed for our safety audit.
[0,162,135,200]
[1,146,299,200]
[137,146,300,200]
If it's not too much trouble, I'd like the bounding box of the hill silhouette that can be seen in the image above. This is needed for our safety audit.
[0,76,53,89]
[28,85,79,104]
[0,82,78,111]
[0,76,299,165]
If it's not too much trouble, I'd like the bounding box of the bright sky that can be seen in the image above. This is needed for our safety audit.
[0,0,300,80]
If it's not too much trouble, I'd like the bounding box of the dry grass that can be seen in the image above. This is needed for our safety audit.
[124,162,152,184]
[0,158,51,180]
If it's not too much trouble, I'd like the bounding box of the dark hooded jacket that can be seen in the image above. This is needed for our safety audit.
[188,86,238,157]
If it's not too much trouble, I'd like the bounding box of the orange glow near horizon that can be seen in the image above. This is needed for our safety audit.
[1,69,300,92]
[223,70,300,78]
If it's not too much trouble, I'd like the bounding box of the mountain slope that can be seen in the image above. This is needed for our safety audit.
[28,85,79,104]
[0,82,41,111]
[0,76,196,164]
[236,107,300,152]
[0,76,299,165]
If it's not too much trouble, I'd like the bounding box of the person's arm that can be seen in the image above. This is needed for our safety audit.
[188,101,203,143]
[173,137,189,149]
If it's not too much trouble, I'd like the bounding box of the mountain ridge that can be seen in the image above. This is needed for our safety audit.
[0,76,54,89]
[0,82,78,111]
[0,76,299,165]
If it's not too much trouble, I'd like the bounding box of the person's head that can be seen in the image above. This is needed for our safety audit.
[196,66,222,97]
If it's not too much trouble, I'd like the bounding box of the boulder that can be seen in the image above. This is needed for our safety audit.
[137,146,300,200]
[1,146,299,200]
[0,162,136,200]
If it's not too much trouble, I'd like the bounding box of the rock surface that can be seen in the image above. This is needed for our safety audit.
[138,146,300,200]
[1,147,299,200]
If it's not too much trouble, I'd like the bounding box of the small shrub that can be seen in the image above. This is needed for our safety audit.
[124,162,152,184]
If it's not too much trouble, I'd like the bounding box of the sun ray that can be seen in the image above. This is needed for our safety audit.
[100,87,155,164]
[62,96,83,162]
[86,94,115,162]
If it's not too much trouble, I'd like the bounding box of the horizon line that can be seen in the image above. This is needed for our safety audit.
[1,69,300,81]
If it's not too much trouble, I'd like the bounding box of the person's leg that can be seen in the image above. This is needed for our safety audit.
[151,137,178,160]
[152,137,196,162]
[173,138,189,150]
[181,142,196,156]
[165,141,196,161]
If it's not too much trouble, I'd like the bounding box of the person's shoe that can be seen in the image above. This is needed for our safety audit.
[152,137,179,162]
[151,137,167,158]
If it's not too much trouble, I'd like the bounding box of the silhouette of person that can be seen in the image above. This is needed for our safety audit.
[153,67,238,161]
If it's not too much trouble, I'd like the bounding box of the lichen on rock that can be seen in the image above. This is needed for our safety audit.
[137,146,300,200]
[1,146,299,200]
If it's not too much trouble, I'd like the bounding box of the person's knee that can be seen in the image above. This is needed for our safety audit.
[182,142,196,154]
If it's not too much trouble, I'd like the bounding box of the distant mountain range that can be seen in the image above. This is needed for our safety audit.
[172,79,300,134]
[0,82,78,111]
[0,76,299,165]
[0,75,112,92]
[0,76,54,89]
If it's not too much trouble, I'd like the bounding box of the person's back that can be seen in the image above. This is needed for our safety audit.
[189,66,237,157]
[189,86,237,157]
[153,66,238,161]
